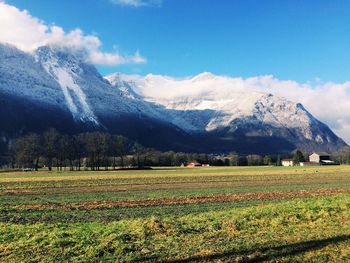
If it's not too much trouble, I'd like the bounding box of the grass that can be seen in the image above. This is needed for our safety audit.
[1,165,350,262]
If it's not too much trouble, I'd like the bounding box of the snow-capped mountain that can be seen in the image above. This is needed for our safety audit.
[0,43,347,154]
[35,47,99,125]
[106,72,348,153]
[0,43,191,150]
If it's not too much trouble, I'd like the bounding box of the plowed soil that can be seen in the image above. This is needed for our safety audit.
[13,188,350,210]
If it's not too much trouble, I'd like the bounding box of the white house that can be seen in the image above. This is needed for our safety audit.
[309,152,335,165]
[281,159,294,167]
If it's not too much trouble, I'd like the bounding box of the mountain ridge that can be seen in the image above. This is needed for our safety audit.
[105,72,347,153]
[0,43,347,154]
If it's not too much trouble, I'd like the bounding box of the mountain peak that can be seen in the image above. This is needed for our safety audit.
[191,72,216,82]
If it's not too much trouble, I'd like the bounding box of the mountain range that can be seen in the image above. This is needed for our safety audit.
[0,43,347,154]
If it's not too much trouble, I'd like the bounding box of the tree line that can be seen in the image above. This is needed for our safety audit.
[0,128,280,170]
[8,129,130,171]
[1,129,219,170]
[1,128,350,170]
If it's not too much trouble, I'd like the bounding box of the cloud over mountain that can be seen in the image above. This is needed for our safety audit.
[0,2,146,66]
[121,73,350,144]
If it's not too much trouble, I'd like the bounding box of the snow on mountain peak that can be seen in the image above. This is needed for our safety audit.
[191,72,216,82]
[105,72,325,138]
[35,46,99,124]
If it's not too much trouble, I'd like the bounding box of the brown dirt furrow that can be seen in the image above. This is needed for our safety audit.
[2,169,350,183]
[12,188,350,210]
[3,177,350,195]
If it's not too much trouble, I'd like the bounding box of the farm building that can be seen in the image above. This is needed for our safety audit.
[309,152,335,165]
[281,159,294,167]
[187,162,202,167]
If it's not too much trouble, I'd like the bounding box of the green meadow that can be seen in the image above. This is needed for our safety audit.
[1,166,350,262]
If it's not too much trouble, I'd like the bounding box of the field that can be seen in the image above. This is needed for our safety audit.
[1,166,350,262]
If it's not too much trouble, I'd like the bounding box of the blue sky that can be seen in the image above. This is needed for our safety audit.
[5,0,350,82]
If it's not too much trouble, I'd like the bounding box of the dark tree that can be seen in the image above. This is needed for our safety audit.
[42,128,61,171]
[15,133,43,170]
[263,155,272,165]
[293,150,305,165]
[64,135,80,171]
[100,133,112,170]
[247,154,263,166]
[228,153,239,166]
[74,134,86,171]
[56,135,70,171]
[132,142,153,168]
[276,154,281,166]
[115,135,129,168]
[173,152,188,166]
[80,132,106,170]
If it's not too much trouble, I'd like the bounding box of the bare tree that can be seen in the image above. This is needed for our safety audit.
[15,133,43,170]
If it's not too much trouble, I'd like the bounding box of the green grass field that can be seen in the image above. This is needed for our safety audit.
[1,166,350,262]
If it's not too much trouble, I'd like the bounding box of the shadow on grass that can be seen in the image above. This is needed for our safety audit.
[159,234,350,262]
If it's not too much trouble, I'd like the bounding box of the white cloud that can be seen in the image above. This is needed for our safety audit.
[110,0,162,7]
[89,50,146,65]
[0,2,146,66]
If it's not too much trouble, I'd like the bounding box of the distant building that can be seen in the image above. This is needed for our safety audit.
[309,152,335,165]
[187,162,202,167]
[281,159,294,167]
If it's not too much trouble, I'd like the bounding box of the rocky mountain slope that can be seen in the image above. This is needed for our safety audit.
[0,43,347,154]
[0,44,191,151]
[106,72,347,153]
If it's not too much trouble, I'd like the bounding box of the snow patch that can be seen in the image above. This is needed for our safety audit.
[38,50,99,124]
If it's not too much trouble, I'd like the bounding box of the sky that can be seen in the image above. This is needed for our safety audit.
[1,0,350,143]
[3,0,350,81]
